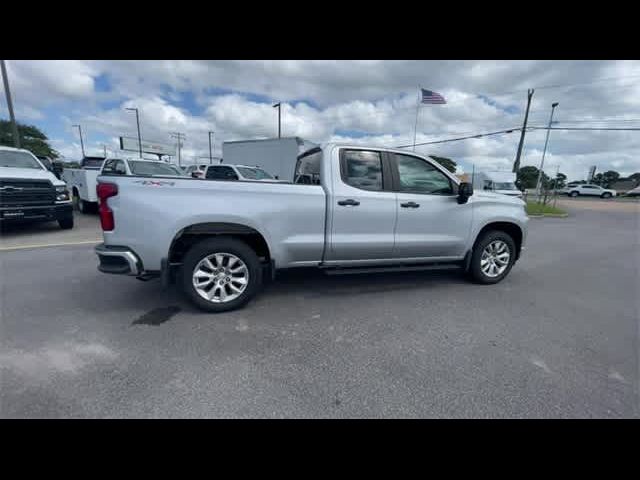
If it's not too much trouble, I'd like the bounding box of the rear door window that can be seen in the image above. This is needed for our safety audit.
[340,150,384,191]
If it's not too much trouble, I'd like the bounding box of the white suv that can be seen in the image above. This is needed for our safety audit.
[564,184,616,198]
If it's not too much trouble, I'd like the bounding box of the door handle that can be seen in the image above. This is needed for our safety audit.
[400,201,420,208]
[338,199,360,206]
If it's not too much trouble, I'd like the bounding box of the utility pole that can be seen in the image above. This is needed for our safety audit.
[170,132,185,167]
[512,89,534,173]
[72,124,86,158]
[208,131,214,164]
[273,103,281,138]
[1,60,21,148]
[103,144,107,158]
[552,164,560,208]
[535,102,559,202]
[126,107,143,158]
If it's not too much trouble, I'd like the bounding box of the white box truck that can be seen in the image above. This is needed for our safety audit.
[222,137,317,182]
[472,171,523,198]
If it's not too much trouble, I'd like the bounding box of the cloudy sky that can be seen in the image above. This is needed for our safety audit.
[2,60,640,180]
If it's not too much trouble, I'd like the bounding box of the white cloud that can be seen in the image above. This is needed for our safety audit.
[3,60,640,180]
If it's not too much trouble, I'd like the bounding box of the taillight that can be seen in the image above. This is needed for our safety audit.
[97,182,118,231]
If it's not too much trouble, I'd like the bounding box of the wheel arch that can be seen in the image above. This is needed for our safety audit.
[472,221,524,260]
[168,222,272,266]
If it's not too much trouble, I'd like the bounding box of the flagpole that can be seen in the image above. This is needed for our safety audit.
[412,87,421,151]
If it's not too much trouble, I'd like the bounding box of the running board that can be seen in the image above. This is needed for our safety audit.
[321,263,463,276]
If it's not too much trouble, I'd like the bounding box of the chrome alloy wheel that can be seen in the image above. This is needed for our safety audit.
[192,252,249,303]
[480,240,511,278]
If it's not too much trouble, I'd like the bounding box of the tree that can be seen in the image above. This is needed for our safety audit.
[548,172,567,190]
[0,119,59,158]
[628,172,640,184]
[593,170,620,188]
[516,166,548,190]
[429,155,457,173]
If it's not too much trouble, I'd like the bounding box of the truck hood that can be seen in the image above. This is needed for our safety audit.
[474,190,525,205]
[0,167,66,187]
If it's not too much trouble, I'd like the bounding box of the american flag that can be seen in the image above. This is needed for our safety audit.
[421,88,446,104]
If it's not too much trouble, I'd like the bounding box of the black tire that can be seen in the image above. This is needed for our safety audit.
[181,237,263,313]
[468,230,517,285]
[601,192,612,199]
[569,191,579,197]
[58,217,74,229]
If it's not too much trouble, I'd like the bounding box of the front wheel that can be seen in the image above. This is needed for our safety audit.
[469,231,516,284]
[181,237,263,313]
[58,217,74,229]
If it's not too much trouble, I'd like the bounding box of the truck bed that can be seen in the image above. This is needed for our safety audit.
[99,176,327,272]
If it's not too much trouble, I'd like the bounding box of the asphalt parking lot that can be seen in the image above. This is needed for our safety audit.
[1,201,638,418]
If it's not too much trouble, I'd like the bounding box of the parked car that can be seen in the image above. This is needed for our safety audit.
[623,185,640,197]
[184,164,209,178]
[204,164,285,182]
[562,184,617,198]
[94,143,528,313]
[0,146,74,229]
[62,156,106,213]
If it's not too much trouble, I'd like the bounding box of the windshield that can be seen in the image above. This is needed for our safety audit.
[81,157,105,169]
[493,182,517,190]
[0,151,44,169]
[129,161,184,176]
[237,167,274,180]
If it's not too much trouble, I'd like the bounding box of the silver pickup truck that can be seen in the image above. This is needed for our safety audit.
[95,143,528,312]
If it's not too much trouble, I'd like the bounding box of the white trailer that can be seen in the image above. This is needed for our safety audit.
[62,156,106,213]
[222,137,317,182]
[472,170,523,198]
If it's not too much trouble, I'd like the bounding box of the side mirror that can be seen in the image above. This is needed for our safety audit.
[458,182,473,204]
[274,175,279,180]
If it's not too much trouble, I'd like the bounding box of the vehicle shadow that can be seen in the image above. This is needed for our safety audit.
[266,267,468,298]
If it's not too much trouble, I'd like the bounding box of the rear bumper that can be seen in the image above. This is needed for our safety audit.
[0,203,73,223]
[95,243,143,276]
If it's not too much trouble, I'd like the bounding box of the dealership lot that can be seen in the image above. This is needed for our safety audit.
[1,201,638,418]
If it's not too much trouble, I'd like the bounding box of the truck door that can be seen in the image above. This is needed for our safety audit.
[390,152,472,259]
[326,148,397,261]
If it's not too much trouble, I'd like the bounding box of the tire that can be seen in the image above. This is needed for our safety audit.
[469,230,517,285]
[601,192,612,199]
[181,237,263,313]
[58,217,74,229]
[569,191,579,197]
[72,189,88,213]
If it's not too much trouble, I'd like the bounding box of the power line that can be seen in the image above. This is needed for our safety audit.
[395,128,522,148]
[530,126,640,131]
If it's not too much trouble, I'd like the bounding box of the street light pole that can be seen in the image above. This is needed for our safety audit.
[535,102,559,201]
[126,108,143,158]
[72,124,86,158]
[1,60,21,148]
[273,103,281,138]
[208,131,214,164]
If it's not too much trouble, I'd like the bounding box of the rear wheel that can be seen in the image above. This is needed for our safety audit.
[469,231,516,284]
[181,237,263,313]
[73,189,90,213]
